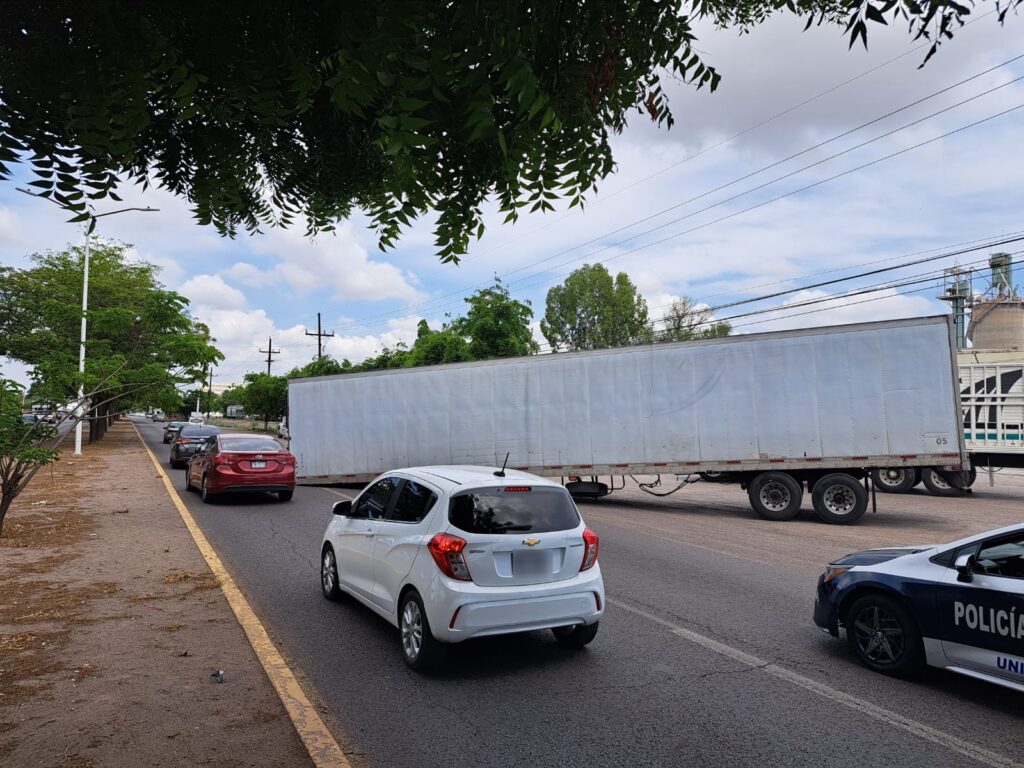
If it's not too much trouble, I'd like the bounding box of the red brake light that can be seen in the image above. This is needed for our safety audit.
[213,453,238,465]
[580,528,599,571]
[175,439,188,445]
[427,533,472,581]
[278,453,296,465]
[503,486,531,492]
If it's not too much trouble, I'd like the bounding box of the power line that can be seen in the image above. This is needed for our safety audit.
[412,9,998,281]
[339,68,1024,334]
[530,242,1024,352]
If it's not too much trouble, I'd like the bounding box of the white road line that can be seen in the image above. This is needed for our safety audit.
[609,597,1023,768]
[317,487,354,499]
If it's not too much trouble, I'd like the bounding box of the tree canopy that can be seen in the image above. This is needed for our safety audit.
[658,297,732,342]
[541,264,651,351]
[0,378,58,536]
[0,242,223,423]
[1,1,1014,261]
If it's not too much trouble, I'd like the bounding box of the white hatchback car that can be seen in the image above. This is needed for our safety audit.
[320,466,604,669]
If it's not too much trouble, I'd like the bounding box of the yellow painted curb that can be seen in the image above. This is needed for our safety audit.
[133,424,351,768]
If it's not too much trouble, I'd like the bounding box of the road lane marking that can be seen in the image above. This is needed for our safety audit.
[609,597,1022,768]
[318,487,354,498]
[584,510,791,567]
[133,424,351,768]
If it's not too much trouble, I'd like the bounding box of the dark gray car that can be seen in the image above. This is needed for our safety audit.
[169,425,221,468]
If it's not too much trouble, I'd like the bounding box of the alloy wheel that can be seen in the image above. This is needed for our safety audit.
[401,600,423,661]
[852,604,905,665]
[322,550,336,594]
[759,481,792,513]
[822,484,855,516]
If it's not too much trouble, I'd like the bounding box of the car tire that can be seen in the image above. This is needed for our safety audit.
[201,475,217,504]
[870,468,918,494]
[552,621,600,649]
[747,472,803,521]
[811,473,868,525]
[320,546,343,602]
[845,594,924,678]
[921,468,960,497]
[277,490,294,502]
[398,591,444,671]
[184,470,194,493]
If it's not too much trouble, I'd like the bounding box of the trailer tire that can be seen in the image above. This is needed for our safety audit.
[748,472,803,521]
[811,474,868,524]
[870,468,918,494]
[921,468,960,496]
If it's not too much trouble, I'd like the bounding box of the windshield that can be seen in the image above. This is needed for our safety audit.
[180,426,220,438]
[448,487,580,534]
[219,437,283,453]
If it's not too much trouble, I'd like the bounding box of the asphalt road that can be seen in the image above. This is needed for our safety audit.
[135,419,1024,768]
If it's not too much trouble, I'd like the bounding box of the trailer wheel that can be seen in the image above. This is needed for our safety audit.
[920,468,960,496]
[811,474,868,524]
[748,472,803,521]
[870,468,918,494]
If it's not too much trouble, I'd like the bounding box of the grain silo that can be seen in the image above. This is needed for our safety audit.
[966,253,1024,351]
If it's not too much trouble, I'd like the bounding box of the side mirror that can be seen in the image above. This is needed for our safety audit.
[332,500,352,517]
[955,553,976,583]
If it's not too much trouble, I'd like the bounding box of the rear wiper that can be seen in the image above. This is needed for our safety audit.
[490,524,533,533]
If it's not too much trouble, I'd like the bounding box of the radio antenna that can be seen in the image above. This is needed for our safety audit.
[494,452,510,478]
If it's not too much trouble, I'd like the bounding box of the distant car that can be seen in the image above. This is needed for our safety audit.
[320,466,604,671]
[276,416,289,440]
[169,425,221,468]
[150,410,166,422]
[162,421,187,444]
[188,415,205,425]
[814,523,1024,693]
[184,433,295,503]
[21,413,40,425]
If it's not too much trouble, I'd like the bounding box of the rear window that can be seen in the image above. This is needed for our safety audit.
[220,437,282,452]
[180,426,220,437]
[448,487,580,534]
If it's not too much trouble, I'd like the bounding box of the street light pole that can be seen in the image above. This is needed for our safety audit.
[70,206,159,455]
[15,193,158,454]
[73,233,91,455]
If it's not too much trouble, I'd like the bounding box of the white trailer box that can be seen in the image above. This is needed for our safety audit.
[289,316,965,523]
[960,362,1024,468]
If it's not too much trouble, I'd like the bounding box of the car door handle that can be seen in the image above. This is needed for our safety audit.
[363,530,375,537]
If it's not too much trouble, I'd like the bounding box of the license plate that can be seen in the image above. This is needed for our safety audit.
[250,461,266,469]
[512,550,550,577]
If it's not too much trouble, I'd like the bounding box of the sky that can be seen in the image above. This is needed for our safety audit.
[2,11,1023,389]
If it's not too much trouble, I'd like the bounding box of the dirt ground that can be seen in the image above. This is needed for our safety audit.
[0,421,312,768]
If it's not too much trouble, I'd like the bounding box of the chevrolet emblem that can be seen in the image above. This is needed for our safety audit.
[522,537,540,546]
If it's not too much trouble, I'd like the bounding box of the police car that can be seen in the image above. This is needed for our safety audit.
[814,523,1024,693]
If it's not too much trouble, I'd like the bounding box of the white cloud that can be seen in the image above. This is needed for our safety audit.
[179,274,247,311]
[228,224,421,302]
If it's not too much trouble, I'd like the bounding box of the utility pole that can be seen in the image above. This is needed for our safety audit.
[260,337,281,375]
[304,312,335,360]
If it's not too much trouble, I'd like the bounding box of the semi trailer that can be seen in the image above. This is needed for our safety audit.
[288,316,966,525]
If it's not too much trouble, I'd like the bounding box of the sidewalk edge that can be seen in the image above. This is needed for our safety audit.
[132,423,351,768]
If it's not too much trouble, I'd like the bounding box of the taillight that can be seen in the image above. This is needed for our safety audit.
[580,528,599,571]
[175,439,188,445]
[278,454,296,465]
[427,533,472,581]
[213,453,237,466]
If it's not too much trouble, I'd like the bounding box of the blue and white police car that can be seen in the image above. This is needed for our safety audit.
[814,523,1024,693]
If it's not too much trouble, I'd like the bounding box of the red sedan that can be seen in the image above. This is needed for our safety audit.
[185,433,296,503]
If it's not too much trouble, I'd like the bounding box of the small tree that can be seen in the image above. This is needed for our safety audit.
[286,356,347,379]
[451,280,539,360]
[240,373,287,430]
[658,298,732,342]
[541,264,651,352]
[0,379,58,537]
[406,321,473,367]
